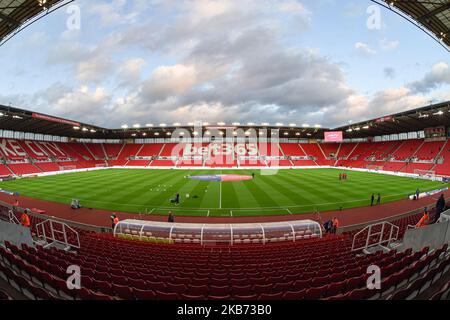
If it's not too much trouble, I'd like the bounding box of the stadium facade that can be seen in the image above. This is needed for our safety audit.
[0,0,449,304]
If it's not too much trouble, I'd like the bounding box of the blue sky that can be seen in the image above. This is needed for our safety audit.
[0,0,449,128]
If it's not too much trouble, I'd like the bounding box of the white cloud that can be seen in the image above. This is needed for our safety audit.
[117,58,147,86]
[142,64,198,100]
[89,0,141,27]
[75,55,115,84]
[1,0,447,130]
[409,62,450,93]
[355,42,376,56]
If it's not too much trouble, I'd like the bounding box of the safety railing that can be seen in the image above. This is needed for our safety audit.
[36,219,80,249]
[352,221,399,252]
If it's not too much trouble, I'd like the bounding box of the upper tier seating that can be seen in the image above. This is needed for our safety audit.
[137,144,164,157]
[414,141,445,161]
[109,144,143,166]
[392,140,423,161]
[104,144,124,159]
[300,144,333,165]
[280,143,306,157]
[85,143,106,160]
[320,143,340,158]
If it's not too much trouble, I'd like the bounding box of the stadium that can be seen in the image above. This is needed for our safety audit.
[0,0,450,306]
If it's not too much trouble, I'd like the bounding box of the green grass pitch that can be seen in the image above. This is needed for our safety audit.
[0,168,446,217]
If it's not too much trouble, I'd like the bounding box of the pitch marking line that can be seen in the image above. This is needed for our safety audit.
[10,189,439,212]
[219,181,222,209]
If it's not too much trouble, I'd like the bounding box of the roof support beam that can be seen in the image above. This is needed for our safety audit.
[0,11,21,28]
[417,3,450,22]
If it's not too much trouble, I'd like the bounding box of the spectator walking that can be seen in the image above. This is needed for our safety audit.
[435,194,446,222]
[168,211,175,223]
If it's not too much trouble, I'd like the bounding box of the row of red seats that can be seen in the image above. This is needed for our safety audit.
[2,238,448,300]
[1,139,450,174]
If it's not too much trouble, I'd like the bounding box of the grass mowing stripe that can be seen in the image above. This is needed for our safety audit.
[0,168,446,217]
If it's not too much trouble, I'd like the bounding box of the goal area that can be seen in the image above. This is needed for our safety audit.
[414,169,436,180]
[59,165,77,171]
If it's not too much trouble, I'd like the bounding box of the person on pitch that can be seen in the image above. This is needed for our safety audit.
[371,194,375,206]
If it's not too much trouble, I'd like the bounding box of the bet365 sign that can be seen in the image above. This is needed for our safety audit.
[183,143,259,156]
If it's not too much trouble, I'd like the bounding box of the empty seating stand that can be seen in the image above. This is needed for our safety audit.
[0,211,447,301]
[0,138,449,173]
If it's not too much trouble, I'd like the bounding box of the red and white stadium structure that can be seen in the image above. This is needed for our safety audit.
[0,0,449,302]
[0,103,450,177]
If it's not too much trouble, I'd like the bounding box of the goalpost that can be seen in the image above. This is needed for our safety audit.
[414,169,436,180]
[59,165,77,171]
[366,164,383,171]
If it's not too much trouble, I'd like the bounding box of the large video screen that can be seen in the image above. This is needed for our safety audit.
[324,131,343,142]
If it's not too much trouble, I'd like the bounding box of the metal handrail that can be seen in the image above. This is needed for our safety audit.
[8,210,20,225]
[36,219,80,249]
[352,221,399,252]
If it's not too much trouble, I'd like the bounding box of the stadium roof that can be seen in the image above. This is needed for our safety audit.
[380,0,450,51]
[0,104,110,138]
[0,0,71,46]
[1,102,450,140]
[336,100,450,139]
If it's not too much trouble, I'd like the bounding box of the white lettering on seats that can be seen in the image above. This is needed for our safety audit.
[6,140,27,157]
[40,142,67,157]
[0,139,16,157]
[25,141,46,157]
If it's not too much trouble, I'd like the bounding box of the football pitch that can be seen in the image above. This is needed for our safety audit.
[0,168,446,217]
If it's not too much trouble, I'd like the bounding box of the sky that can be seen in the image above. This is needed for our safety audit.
[0,0,449,129]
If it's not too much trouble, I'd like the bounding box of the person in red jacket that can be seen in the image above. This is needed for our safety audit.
[331,217,339,234]
[416,208,429,228]
[21,210,31,228]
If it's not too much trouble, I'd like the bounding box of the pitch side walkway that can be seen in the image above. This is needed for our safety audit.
[1,190,450,229]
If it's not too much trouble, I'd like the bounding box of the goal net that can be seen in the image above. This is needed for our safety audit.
[59,165,77,171]
[414,169,436,180]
